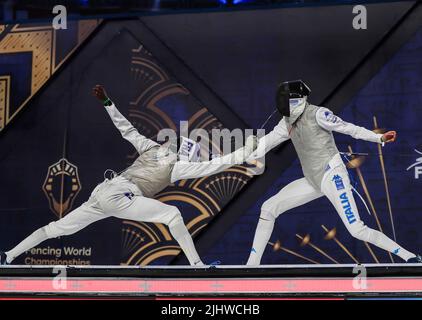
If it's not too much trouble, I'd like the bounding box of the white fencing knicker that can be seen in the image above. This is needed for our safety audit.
[247,155,416,265]
[6,175,203,266]
[44,176,181,237]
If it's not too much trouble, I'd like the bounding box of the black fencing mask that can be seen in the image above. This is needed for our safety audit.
[275,80,311,117]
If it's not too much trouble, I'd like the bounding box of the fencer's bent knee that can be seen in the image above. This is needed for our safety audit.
[260,199,282,219]
[165,207,184,228]
[44,220,79,238]
[259,209,276,222]
[348,223,370,242]
[42,223,60,239]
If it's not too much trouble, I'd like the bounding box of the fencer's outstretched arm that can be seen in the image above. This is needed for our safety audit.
[315,107,397,144]
[246,118,290,161]
[103,102,159,153]
[92,85,158,154]
[170,135,258,182]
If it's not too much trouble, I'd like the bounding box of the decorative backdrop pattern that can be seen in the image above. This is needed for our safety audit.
[0,20,100,131]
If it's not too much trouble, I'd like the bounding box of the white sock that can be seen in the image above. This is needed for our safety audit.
[365,228,415,262]
[169,218,203,266]
[6,228,49,263]
[247,212,275,266]
[397,249,416,262]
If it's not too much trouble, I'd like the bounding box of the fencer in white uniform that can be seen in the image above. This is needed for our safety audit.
[246,80,420,265]
[0,85,257,266]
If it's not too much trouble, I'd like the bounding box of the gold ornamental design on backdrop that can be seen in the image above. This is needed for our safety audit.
[0,75,10,129]
[42,158,82,219]
[0,20,101,131]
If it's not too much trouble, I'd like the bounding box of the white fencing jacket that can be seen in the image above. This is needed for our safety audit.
[249,105,384,189]
[105,103,253,197]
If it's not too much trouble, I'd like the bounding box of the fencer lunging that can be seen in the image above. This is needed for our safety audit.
[247,80,420,265]
[0,85,257,266]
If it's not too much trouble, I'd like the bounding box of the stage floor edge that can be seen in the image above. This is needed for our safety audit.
[0,264,421,297]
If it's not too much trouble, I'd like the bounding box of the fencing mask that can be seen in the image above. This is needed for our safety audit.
[275,80,311,117]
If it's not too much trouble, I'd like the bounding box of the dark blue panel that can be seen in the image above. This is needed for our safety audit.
[141,2,414,128]
[54,21,79,65]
